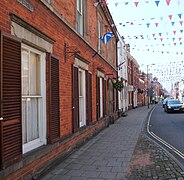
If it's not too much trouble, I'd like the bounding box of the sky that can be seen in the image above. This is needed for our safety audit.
[106,0,184,91]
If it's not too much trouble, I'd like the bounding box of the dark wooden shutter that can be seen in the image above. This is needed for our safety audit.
[72,65,79,133]
[103,79,106,117]
[0,31,22,168]
[113,86,115,112]
[96,76,100,120]
[86,71,92,125]
[47,54,60,144]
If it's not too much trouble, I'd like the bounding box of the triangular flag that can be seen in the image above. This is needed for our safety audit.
[172,38,175,41]
[180,42,182,45]
[178,13,182,19]
[171,22,175,26]
[179,37,181,41]
[174,43,176,46]
[180,30,183,33]
[168,15,172,20]
[134,2,139,7]
[155,22,159,27]
[130,22,134,25]
[160,38,163,41]
[179,21,183,26]
[166,0,171,6]
[146,23,150,28]
[124,2,129,5]
[160,16,163,21]
[155,1,160,7]
[152,33,155,37]
[159,33,162,36]
[115,3,119,7]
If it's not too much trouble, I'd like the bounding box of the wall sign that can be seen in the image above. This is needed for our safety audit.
[17,0,34,12]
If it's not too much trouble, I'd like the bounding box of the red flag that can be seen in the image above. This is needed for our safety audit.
[173,30,176,35]
[179,37,182,41]
[155,23,159,27]
[168,15,172,20]
[174,43,176,46]
[179,21,183,26]
[166,0,171,6]
[134,2,139,7]
[160,38,163,41]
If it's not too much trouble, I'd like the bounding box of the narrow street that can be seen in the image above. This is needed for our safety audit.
[148,103,184,166]
[149,103,184,154]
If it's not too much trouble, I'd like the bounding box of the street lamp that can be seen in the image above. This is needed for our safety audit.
[147,63,155,109]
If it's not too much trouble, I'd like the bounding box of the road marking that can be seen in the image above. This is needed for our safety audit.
[147,107,184,160]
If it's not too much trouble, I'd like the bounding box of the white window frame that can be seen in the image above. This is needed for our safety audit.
[77,0,84,35]
[98,14,103,53]
[78,68,86,127]
[99,77,103,117]
[22,44,46,154]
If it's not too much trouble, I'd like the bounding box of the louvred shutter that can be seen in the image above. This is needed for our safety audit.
[47,54,60,144]
[0,31,22,168]
[86,71,92,125]
[72,65,79,133]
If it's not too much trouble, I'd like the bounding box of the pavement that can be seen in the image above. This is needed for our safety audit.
[40,105,184,180]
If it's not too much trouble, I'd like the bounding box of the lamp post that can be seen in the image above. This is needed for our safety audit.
[147,64,155,109]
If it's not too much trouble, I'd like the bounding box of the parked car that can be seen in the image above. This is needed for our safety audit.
[164,99,184,113]
[162,97,173,108]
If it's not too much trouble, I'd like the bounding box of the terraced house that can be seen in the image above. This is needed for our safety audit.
[0,0,119,178]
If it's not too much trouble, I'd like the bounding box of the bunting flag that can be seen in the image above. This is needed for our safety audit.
[155,1,160,7]
[166,0,171,6]
[173,30,176,35]
[134,2,139,7]
[171,22,175,26]
[124,2,129,5]
[100,32,113,44]
[168,15,172,20]
[179,21,183,26]
[146,23,150,28]
[155,22,159,27]
[178,13,182,19]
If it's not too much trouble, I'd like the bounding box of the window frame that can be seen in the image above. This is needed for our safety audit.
[78,68,86,127]
[99,77,103,118]
[21,44,47,154]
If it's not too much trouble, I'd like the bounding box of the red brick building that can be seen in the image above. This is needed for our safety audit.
[127,52,139,109]
[0,0,118,178]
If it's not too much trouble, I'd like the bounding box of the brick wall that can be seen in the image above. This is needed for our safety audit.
[0,0,118,178]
